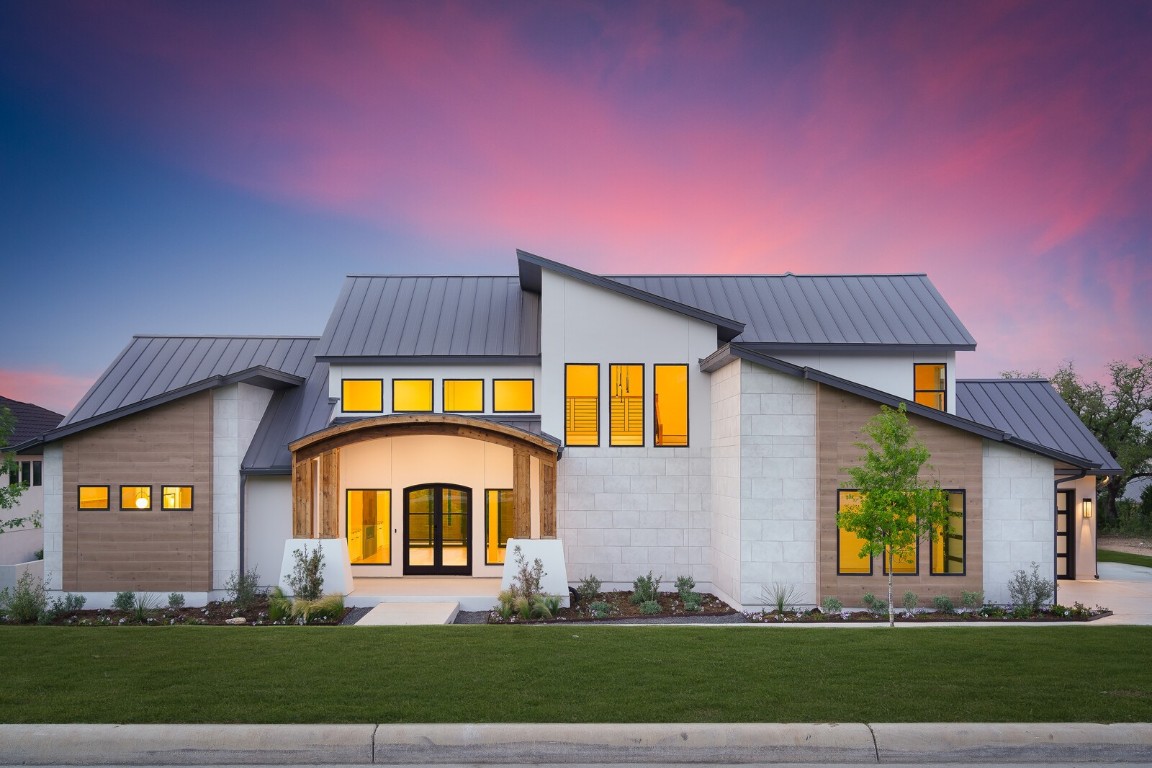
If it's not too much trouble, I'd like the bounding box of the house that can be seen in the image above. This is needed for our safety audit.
[16,251,1118,610]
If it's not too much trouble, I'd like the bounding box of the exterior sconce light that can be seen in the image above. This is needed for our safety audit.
[1082,498,1093,518]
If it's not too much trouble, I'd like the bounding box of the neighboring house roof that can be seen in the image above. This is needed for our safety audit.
[957,379,1121,475]
[38,336,318,444]
[315,275,541,362]
[0,395,64,448]
[609,273,976,352]
[518,250,746,342]
[701,344,1108,471]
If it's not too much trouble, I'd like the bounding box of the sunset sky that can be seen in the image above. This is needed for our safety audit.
[1,1,1149,416]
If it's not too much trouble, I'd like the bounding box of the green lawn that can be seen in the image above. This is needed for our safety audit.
[2,625,1151,723]
[1098,548,1152,569]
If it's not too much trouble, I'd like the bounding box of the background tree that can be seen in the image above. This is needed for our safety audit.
[1,406,30,531]
[838,403,949,627]
[1006,357,1152,524]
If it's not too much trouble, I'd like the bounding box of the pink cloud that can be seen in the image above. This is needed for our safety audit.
[0,369,92,418]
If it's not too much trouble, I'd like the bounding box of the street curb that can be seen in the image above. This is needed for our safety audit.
[1,722,1151,764]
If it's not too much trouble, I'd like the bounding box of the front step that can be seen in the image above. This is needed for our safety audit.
[353,601,460,626]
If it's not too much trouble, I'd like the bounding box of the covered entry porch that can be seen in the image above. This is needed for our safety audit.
[287,414,561,594]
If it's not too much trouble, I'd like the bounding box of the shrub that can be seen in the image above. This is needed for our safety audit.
[48,592,86,618]
[167,592,185,609]
[268,587,291,622]
[961,590,984,610]
[291,593,344,624]
[112,591,135,612]
[589,600,612,618]
[640,600,661,615]
[33,549,43,561]
[530,593,562,620]
[674,575,695,600]
[630,571,661,604]
[1007,562,1054,614]
[0,571,47,623]
[576,574,601,603]
[902,591,919,613]
[932,595,954,614]
[762,582,801,613]
[131,592,158,623]
[820,596,843,614]
[683,592,702,611]
[225,567,265,611]
[862,592,885,615]
[287,543,324,601]
[506,545,545,606]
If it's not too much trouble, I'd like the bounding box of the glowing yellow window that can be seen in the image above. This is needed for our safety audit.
[393,379,433,412]
[654,364,688,447]
[161,486,193,510]
[493,379,534,412]
[610,364,643,446]
[347,489,390,565]
[837,492,871,574]
[565,364,599,446]
[931,491,965,574]
[486,489,514,564]
[120,485,151,510]
[914,364,946,411]
[884,545,918,574]
[444,380,483,412]
[78,485,109,510]
[342,379,383,412]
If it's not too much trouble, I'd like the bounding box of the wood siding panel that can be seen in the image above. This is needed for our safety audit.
[513,449,531,538]
[816,385,985,605]
[293,459,313,537]
[60,392,213,592]
[319,450,339,538]
[540,458,557,538]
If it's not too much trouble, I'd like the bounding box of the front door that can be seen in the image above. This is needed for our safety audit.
[404,484,471,575]
[1056,489,1075,579]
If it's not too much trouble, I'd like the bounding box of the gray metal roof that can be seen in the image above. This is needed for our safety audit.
[609,273,976,351]
[242,359,332,474]
[47,336,318,441]
[315,275,540,361]
[958,379,1121,474]
[1,395,64,448]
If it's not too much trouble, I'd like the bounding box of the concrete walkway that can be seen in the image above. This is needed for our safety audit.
[2,723,1151,764]
[1057,562,1152,625]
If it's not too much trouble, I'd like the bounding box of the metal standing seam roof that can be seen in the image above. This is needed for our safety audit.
[314,275,541,361]
[47,336,319,440]
[242,358,333,474]
[608,273,976,350]
[957,379,1121,474]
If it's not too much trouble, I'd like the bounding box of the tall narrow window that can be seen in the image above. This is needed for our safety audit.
[78,485,110,511]
[161,486,194,510]
[914,364,946,411]
[837,491,872,574]
[342,379,383,413]
[565,364,599,446]
[610,364,644,446]
[120,485,151,510]
[493,379,534,412]
[485,488,515,564]
[347,489,391,565]
[654,364,688,447]
[931,491,966,575]
[443,380,483,412]
[393,379,433,412]
[883,543,918,575]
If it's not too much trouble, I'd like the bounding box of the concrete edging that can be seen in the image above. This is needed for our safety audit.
[2,722,1151,764]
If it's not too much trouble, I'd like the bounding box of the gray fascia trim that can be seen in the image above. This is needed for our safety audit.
[39,366,303,444]
[9,436,45,454]
[516,249,746,341]
[315,354,541,365]
[740,342,978,355]
[709,343,1103,469]
[240,466,292,476]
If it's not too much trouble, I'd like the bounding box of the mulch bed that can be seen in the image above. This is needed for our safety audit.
[32,596,350,626]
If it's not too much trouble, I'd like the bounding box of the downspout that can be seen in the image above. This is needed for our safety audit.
[238,473,246,581]
[1054,469,1089,605]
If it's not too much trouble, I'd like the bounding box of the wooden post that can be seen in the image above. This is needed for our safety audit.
[513,448,531,538]
[292,458,313,537]
[540,458,557,538]
[319,449,340,538]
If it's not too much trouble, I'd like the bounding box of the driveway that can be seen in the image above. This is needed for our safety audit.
[1056,562,1152,625]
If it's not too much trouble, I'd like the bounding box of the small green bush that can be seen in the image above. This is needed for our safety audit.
[225,567,265,611]
[640,600,661,615]
[932,595,954,614]
[674,575,695,600]
[291,593,344,624]
[961,590,984,610]
[576,574,601,603]
[588,600,612,618]
[862,592,885,614]
[33,549,43,561]
[821,596,843,614]
[902,591,919,613]
[112,591,135,612]
[0,571,47,623]
[1007,562,1053,614]
[287,544,324,601]
[131,593,158,623]
[49,592,86,617]
[167,592,185,609]
[682,593,702,612]
[630,571,661,604]
[268,587,291,622]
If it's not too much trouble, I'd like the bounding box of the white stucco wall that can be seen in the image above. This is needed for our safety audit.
[982,441,1056,604]
[244,475,292,588]
[774,352,958,413]
[0,463,46,532]
[41,443,63,591]
[212,383,274,590]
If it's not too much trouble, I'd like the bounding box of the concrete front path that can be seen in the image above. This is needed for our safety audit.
[1057,562,1152,625]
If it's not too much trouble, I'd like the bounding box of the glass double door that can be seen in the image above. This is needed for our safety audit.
[404,484,471,574]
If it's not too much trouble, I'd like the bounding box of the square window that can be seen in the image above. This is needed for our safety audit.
[78,485,110,510]
[393,379,433,412]
[493,379,534,412]
[342,379,383,413]
[161,486,194,510]
[443,380,483,412]
[120,485,152,510]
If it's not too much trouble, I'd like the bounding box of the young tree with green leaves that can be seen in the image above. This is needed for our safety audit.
[838,403,949,627]
[1,406,30,532]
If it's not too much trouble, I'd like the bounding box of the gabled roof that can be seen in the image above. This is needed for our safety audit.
[701,344,1108,471]
[242,359,332,475]
[0,396,64,448]
[610,273,976,351]
[517,250,746,342]
[958,379,1121,474]
[315,275,540,362]
[40,336,318,444]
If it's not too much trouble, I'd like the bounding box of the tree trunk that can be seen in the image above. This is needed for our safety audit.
[887,550,894,628]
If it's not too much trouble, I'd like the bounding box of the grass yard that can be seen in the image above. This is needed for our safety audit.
[1098,548,1152,569]
[2,625,1151,724]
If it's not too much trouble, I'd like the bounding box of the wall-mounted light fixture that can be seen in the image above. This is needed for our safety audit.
[1082,498,1093,519]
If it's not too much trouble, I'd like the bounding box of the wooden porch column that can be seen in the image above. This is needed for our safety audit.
[513,447,531,538]
[319,449,340,539]
[292,458,313,537]
[540,457,557,538]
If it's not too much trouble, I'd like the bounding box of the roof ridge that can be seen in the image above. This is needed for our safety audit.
[959,378,1051,383]
[608,273,931,278]
[131,334,321,340]
[344,274,517,279]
